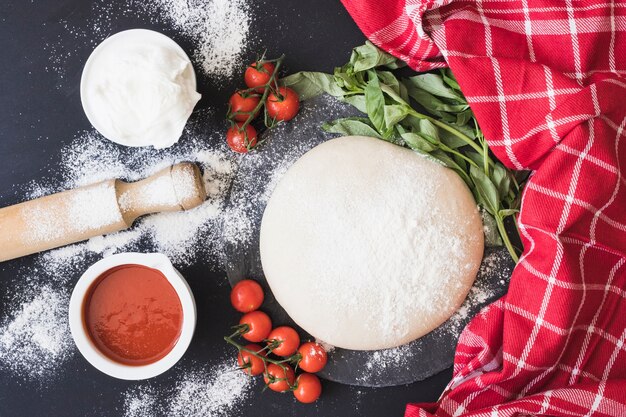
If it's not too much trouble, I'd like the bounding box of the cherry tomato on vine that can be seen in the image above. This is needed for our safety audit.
[245,62,276,91]
[230,279,264,313]
[263,363,295,392]
[267,326,300,357]
[226,123,257,153]
[293,373,322,403]
[228,91,260,122]
[239,310,272,342]
[265,87,300,122]
[297,342,328,373]
[237,344,266,376]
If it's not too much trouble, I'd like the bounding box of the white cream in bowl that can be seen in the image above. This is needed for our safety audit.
[80,29,201,149]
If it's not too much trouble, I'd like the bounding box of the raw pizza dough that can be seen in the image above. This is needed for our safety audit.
[260,136,484,350]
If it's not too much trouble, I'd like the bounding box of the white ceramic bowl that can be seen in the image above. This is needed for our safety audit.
[79,28,197,147]
[69,253,196,380]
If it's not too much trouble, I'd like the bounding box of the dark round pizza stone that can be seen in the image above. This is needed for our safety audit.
[220,94,514,387]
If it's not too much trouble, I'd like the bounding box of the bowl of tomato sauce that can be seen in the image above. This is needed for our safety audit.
[69,252,196,380]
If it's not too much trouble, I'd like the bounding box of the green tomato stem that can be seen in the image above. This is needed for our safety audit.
[236,55,286,132]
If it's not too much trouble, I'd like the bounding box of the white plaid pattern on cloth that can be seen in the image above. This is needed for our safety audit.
[340,0,626,415]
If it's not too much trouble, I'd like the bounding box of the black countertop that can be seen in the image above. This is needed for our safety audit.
[0,1,451,416]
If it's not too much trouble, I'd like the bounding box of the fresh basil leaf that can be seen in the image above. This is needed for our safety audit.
[378,83,407,106]
[352,41,399,72]
[481,210,503,246]
[439,130,471,148]
[401,114,424,131]
[399,81,410,104]
[406,73,464,101]
[355,70,367,87]
[470,165,500,214]
[432,150,472,186]
[417,119,439,140]
[456,109,473,126]
[365,74,386,133]
[440,68,461,91]
[405,83,468,114]
[402,132,438,153]
[499,209,519,218]
[454,122,478,139]
[322,118,382,138]
[381,59,407,70]
[334,69,363,92]
[492,163,511,200]
[281,72,345,100]
[453,154,468,172]
[333,71,350,89]
[465,151,485,167]
[341,95,367,113]
[384,104,410,128]
[377,70,401,95]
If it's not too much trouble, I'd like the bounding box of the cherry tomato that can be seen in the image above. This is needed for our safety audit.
[263,363,295,392]
[293,373,322,403]
[265,87,300,122]
[226,123,257,153]
[237,344,266,376]
[267,326,300,357]
[297,342,328,373]
[239,310,272,342]
[244,62,275,92]
[228,91,260,122]
[230,279,264,313]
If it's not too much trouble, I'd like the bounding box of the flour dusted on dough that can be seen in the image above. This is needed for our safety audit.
[260,136,484,351]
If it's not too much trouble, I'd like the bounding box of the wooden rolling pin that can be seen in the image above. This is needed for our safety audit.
[0,162,207,262]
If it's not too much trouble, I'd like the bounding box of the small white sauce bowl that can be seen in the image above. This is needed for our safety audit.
[69,252,196,380]
[80,28,197,147]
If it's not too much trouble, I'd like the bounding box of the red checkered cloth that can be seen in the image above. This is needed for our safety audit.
[341,0,626,416]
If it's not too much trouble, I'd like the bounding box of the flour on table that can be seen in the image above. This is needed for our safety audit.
[123,360,252,417]
[45,0,253,88]
[361,344,414,381]
[144,0,252,80]
[0,285,73,380]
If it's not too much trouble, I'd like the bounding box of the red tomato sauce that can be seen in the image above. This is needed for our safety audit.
[83,264,183,366]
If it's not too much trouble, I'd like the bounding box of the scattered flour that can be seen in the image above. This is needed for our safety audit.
[123,361,252,417]
[0,285,73,380]
[45,0,254,88]
[0,109,238,381]
[22,112,237,269]
[146,0,252,79]
[218,96,353,257]
[363,344,414,374]
[446,249,513,334]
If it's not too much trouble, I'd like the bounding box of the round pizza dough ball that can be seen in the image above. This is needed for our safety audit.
[260,136,484,351]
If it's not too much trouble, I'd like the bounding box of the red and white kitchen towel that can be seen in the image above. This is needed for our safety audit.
[340,0,626,415]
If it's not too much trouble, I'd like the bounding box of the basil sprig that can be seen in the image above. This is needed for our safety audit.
[282,42,526,262]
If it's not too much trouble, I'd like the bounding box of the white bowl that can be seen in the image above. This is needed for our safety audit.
[79,28,197,147]
[69,253,196,380]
